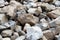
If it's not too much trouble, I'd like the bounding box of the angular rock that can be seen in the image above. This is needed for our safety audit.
[0,25,6,29]
[1,30,13,37]
[55,1,60,7]
[26,26,43,40]
[0,14,8,24]
[18,14,39,25]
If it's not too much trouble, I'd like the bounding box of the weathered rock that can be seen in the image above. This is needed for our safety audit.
[43,30,55,40]
[0,14,8,24]
[56,26,60,34]
[42,36,48,40]
[15,36,25,40]
[18,14,39,25]
[2,38,11,40]
[26,26,43,40]
[1,30,13,37]
[0,25,6,29]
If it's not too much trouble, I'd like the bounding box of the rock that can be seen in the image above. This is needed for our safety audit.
[56,26,60,34]
[15,25,22,32]
[24,0,37,2]
[55,1,60,7]
[1,30,13,37]
[26,26,43,40]
[43,30,55,40]
[41,0,57,3]
[3,20,16,30]
[0,35,2,40]
[42,36,48,40]
[0,0,5,7]
[2,38,11,40]
[17,14,39,25]
[24,23,31,31]
[55,34,60,40]
[0,25,6,29]
[15,36,25,40]
[40,3,56,11]
[28,7,42,16]
[46,12,58,19]
[0,14,8,24]
[11,32,19,40]
[40,18,49,30]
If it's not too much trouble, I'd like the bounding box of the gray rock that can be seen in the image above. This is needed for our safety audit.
[26,26,43,40]
[55,34,60,40]
[55,1,60,7]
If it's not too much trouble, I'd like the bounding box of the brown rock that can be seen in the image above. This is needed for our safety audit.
[17,14,39,25]
[43,30,55,40]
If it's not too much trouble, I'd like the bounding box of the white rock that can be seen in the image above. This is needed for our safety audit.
[2,38,11,40]
[1,30,13,37]
[0,25,6,29]
[15,36,25,40]
[55,1,60,7]
[0,0,5,7]
[0,14,8,24]
[26,26,43,40]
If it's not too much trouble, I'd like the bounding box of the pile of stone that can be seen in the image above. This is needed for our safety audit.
[0,0,60,40]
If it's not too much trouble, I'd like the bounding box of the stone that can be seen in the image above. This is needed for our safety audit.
[26,26,43,40]
[0,14,8,24]
[0,0,5,7]
[1,30,13,37]
[11,32,19,40]
[15,25,22,32]
[28,7,42,16]
[0,35,2,40]
[55,34,60,40]
[40,3,56,11]
[42,36,47,40]
[15,36,25,40]
[55,1,60,7]
[40,18,49,30]
[0,25,6,29]
[3,20,16,30]
[43,30,55,40]
[17,14,39,25]
[2,38,11,40]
